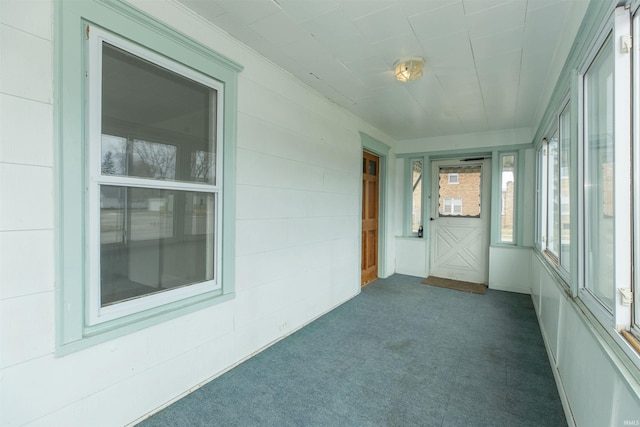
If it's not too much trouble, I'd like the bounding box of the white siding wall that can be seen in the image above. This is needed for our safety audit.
[0,1,396,425]
[531,254,640,426]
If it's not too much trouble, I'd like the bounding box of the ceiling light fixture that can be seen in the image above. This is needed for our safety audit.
[393,56,425,82]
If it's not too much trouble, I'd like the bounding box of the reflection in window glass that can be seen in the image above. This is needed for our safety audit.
[92,35,222,320]
[101,42,217,185]
[438,166,481,217]
[411,159,422,233]
[547,133,559,257]
[500,154,515,243]
[584,34,614,310]
[191,150,216,183]
[100,186,215,307]
[559,103,571,272]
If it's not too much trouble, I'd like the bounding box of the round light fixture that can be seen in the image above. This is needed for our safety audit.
[393,56,425,82]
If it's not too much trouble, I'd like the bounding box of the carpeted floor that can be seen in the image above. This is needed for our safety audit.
[138,274,566,427]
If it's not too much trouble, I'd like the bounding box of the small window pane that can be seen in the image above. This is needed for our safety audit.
[559,104,571,272]
[584,34,614,310]
[100,186,215,306]
[500,154,515,243]
[547,133,559,256]
[411,160,423,233]
[535,146,544,248]
[101,42,217,184]
[438,166,481,217]
[368,159,377,176]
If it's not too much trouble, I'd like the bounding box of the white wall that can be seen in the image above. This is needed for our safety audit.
[395,237,427,277]
[488,246,531,294]
[0,1,397,425]
[531,253,640,426]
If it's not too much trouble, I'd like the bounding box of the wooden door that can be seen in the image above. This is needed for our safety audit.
[362,152,379,286]
[429,159,490,284]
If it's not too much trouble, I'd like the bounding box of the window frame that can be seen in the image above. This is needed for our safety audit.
[536,94,572,284]
[546,129,560,263]
[498,152,517,244]
[55,0,242,353]
[535,145,546,251]
[85,25,225,325]
[576,8,631,332]
[409,158,424,236]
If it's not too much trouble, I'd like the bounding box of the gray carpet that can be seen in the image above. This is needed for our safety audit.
[138,274,566,427]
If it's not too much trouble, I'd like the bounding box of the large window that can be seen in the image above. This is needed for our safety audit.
[537,101,571,277]
[532,5,640,366]
[547,131,559,258]
[87,29,223,324]
[559,103,571,272]
[535,6,638,359]
[583,33,615,311]
[56,0,241,351]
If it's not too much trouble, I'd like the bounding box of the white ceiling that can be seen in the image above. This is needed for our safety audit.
[177,0,590,141]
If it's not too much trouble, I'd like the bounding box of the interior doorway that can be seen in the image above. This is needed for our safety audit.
[361,151,379,286]
[429,159,491,284]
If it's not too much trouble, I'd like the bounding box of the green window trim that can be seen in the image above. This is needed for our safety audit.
[55,0,242,354]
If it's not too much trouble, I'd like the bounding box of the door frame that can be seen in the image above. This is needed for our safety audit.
[360,132,390,285]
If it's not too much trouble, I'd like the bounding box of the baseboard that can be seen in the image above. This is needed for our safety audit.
[488,282,531,295]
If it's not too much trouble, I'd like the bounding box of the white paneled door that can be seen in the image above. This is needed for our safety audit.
[429,159,490,284]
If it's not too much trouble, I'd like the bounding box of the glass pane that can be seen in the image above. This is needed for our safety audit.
[411,160,422,233]
[500,154,515,243]
[438,166,481,217]
[101,42,217,184]
[100,185,215,306]
[547,133,559,256]
[536,147,543,247]
[584,35,614,310]
[559,104,571,271]
[368,159,377,176]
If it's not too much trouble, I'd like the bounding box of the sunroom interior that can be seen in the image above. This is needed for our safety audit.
[2,0,640,425]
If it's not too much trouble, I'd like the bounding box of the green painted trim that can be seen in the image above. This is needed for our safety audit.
[423,156,432,259]
[490,151,501,246]
[403,157,411,235]
[55,0,241,353]
[404,156,428,236]
[396,142,532,159]
[359,132,391,155]
[533,0,616,144]
[361,133,390,278]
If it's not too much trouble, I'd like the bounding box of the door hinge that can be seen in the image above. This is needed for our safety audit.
[621,33,632,53]
[85,24,90,40]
